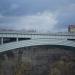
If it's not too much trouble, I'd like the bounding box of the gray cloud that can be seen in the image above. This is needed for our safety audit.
[0,0,75,16]
[56,4,75,30]
[0,0,75,32]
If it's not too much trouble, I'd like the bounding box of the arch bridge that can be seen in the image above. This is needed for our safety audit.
[0,31,75,52]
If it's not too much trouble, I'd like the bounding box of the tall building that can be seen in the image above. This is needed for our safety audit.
[68,25,75,32]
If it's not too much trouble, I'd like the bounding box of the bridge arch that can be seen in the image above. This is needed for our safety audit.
[0,39,75,52]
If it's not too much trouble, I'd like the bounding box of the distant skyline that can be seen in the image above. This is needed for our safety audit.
[0,0,75,32]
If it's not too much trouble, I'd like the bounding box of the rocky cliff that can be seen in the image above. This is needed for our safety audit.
[0,45,75,75]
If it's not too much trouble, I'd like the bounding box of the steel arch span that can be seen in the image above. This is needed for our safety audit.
[0,39,75,52]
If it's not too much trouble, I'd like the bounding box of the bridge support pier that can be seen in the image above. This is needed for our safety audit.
[1,37,3,45]
[16,37,19,42]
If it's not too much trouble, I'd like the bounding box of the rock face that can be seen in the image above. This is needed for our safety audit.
[0,45,75,75]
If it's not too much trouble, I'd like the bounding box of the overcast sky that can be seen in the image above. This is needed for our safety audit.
[0,0,75,32]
